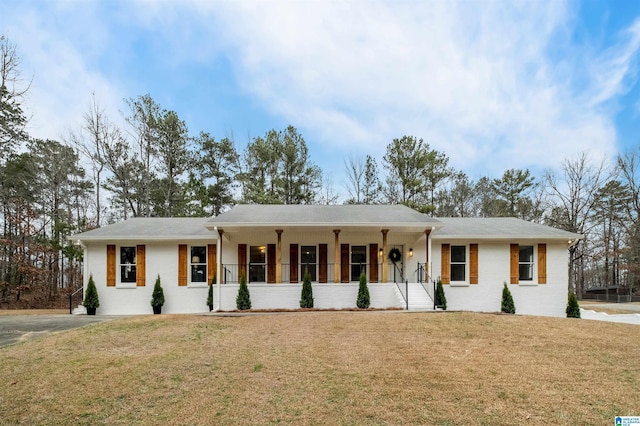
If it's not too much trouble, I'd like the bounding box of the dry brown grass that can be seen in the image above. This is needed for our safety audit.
[0,309,68,316]
[0,311,639,425]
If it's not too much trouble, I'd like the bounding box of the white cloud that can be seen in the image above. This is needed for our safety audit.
[199,0,639,176]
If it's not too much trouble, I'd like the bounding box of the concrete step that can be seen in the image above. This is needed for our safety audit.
[72,305,87,315]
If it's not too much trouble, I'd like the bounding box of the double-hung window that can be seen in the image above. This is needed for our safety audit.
[301,246,317,282]
[120,247,137,283]
[519,246,534,281]
[450,245,466,282]
[249,246,266,283]
[190,246,207,283]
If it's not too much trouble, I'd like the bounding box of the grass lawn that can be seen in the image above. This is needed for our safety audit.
[1,311,639,425]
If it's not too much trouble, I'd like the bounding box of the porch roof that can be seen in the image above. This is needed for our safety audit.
[206,204,441,232]
[70,218,216,242]
[431,217,582,242]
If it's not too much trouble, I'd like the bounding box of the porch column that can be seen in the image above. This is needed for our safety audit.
[425,228,431,275]
[333,229,340,283]
[381,229,389,283]
[276,229,283,283]
[215,228,223,311]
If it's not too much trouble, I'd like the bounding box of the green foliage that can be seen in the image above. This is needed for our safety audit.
[435,280,447,310]
[207,274,215,309]
[566,292,581,318]
[83,274,100,309]
[151,275,165,308]
[356,272,370,309]
[300,269,314,308]
[491,168,537,219]
[501,283,515,314]
[236,274,251,310]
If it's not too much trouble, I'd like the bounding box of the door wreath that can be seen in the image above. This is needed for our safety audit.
[388,248,402,264]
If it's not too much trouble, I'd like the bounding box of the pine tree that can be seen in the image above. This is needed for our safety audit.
[83,274,100,310]
[207,274,215,311]
[236,274,251,310]
[501,282,515,314]
[151,275,165,310]
[300,269,314,308]
[356,271,370,308]
[566,291,581,318]
[435,279,447,310]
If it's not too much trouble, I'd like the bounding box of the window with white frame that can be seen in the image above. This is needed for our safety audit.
[249,245,266,282]
[190,246,207,283]
[450,245,466,282]
[519,246,534,281]
[120,246,137,283]
[301,245,317,282]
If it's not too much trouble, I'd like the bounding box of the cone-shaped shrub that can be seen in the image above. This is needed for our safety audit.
[300,269,314,308]
[151,275,165,308]
[501,282,515,314]
[356,271,370,309]
[236,274,251,310]
[83,274,100,310]
[207,274,215,311]
[566,291,581,318]
[435,279,447,310]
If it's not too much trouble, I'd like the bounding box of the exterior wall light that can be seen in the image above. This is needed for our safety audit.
[379,248,383,257]
[409,248,413,257]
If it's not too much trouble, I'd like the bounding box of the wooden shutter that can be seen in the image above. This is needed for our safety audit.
[267,244,276,283]
[238,244,247,282]
[340,244,350,283]
[369,243,378,283]
[470,243,478,285]
[208,244,216,284]
[510,244,519,284]
[136,245,146,286]
[178,244,188,286]
[538,243,547,284]
[106,245,116,286]
[319,244,328,283]
[441,244,450,284]
[290,244,299,283]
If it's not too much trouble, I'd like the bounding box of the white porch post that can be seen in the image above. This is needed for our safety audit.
[215,227,223,311]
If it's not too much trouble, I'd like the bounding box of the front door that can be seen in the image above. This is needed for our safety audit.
[388,245,404,282]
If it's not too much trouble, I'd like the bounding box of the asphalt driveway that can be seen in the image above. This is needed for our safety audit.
[0,315,121,348]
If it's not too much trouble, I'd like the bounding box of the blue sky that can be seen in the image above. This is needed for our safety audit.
[2,0,640,198]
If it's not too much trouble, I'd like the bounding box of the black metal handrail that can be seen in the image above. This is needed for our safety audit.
[417,262,437,310]
[69,286,83,315]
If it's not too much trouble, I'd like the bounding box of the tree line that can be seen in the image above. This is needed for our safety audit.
[1,35,639,307]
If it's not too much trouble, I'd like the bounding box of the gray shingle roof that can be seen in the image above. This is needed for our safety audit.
[70,218,215,242]
[206,204,441,229]
[432,217,582,241]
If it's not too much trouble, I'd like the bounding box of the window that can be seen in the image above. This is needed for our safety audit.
[450,245,466,282]
[351,245,367,281]
[190,246,207,283]
[519,246,534,281]
[120,247,136,283]
[301,245,317,282]
[249,245,266,283]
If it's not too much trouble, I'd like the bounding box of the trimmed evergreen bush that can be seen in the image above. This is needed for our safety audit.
[356,271,370,309]
[236,274,251,310]
[300,269,314,308]
[207,274,215,311]
[83,274,99,314]
[501,282,515,314]
[151,275,165,314]
[566,291,581,318]
[435,279,447,310]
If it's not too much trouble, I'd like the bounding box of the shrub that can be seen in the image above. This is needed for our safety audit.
[151,275,165,308]
[207,274,215,311]
[566,291,581,318]
[300,269,314,308]
[83,274,100,309]
[501,282,515,314]
[435,279,447,310]
[356,271,370,309]
[236,274,251,310]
